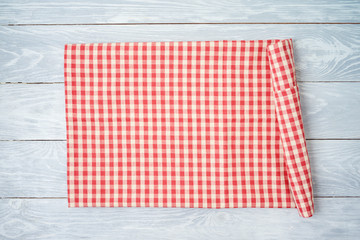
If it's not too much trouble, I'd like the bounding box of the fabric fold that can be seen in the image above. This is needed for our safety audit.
[267,39,315,218]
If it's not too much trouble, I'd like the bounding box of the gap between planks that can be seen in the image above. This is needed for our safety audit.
[4,22,360,27]
[1,139,360,142]
[1,196,360,199]
[1,81,360,85]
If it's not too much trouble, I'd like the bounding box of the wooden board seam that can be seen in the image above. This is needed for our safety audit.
[4,22,360,26]
[2,196,360,199]
[2,81,360,84]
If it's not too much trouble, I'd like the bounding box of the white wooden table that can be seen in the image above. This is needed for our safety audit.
[0,1,359,239]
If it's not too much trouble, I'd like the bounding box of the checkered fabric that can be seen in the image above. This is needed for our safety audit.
[64,38,314,218]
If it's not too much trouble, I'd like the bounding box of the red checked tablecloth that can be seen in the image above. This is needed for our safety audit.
[64,38,314,218]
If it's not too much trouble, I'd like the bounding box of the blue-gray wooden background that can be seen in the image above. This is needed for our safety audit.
[0,1,360,239]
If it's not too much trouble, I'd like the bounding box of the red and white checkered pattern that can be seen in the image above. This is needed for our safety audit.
[64,38,314,218]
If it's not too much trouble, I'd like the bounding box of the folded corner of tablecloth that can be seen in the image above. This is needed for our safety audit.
[266,38,315,218]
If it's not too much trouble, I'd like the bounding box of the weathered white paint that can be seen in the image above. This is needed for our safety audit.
[0,198,359,240]
[0,0,359,24]
[0,25,359,83]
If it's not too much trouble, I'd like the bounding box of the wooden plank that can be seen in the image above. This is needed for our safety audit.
[1,83,360,140]
[307,140,360,196]
[0,198,359,240]
[0,141,66,197]
[0,140,359,198]
[0,0,359,24]
[0,84,66,140]
[0,25,360,83]
[299,82,360,139]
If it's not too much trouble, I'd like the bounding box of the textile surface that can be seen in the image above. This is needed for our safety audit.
[64,38,314,218]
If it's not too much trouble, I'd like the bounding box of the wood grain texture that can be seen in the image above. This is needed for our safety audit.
[1,25,360,83]
[1,0,360,24]
[307,140,360,196]
[0,198,359,240]
[299,82,360,139]
[0,84,66,140]
[0,140,359,198]
[1,83,360,140]
[0,141,66,197]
